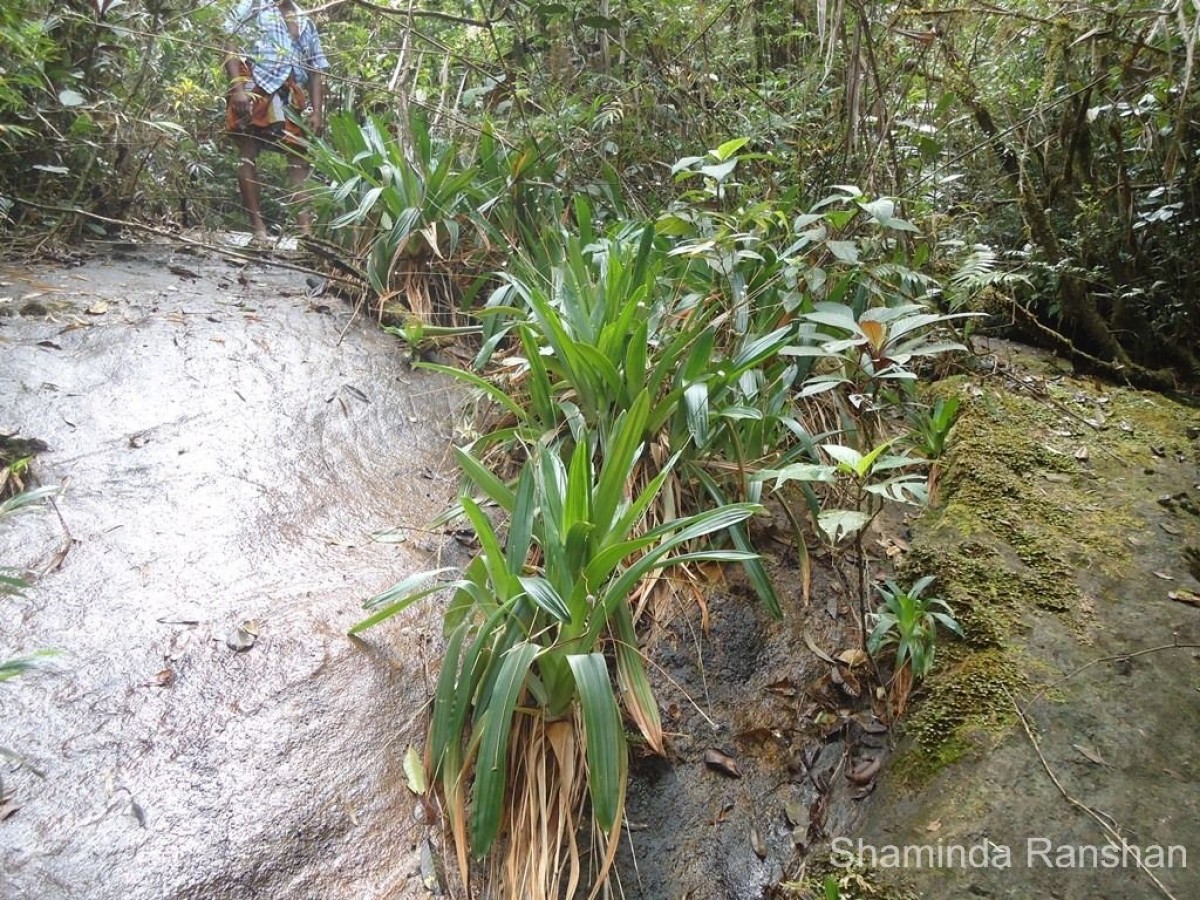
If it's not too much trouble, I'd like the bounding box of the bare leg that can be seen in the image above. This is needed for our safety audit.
[233,135,269,242]
[288,154,313,236]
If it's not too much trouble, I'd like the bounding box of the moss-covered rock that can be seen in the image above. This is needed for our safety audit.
[892,366,1195,781]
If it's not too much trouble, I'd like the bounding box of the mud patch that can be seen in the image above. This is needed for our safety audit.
[615,568,889,899]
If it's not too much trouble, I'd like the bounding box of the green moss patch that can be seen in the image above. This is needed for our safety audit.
[892,374,1194,781]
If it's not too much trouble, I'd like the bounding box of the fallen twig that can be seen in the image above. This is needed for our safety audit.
[1057,640,1200,684]
[12,197,359,286]
[1005,687,1180,900]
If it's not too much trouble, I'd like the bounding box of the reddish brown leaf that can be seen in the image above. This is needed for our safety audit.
[703,748,742,779]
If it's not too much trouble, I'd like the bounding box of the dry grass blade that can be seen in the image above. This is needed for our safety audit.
[493,715,587,900]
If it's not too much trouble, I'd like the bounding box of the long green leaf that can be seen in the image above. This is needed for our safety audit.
[350,568,460,633]
[454,446,515,511]
[506,463,536,571]
[0,486,58,519]
[518,575,571,622]
[592,390,650,541]
[693,468,782,617]
[471,641,539,855]
[418,362,526,420]
[428,620,470,781]
[460,496,518,606]
[567,653,627,833]
[684,382,710,448]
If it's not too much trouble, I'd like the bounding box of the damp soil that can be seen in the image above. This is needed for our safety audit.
[0,240,465,900]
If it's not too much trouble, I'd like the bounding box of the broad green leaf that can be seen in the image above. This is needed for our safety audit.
[518,575,571,622]
[821,443,864,471]
[567,653,627,832]
[817,509,870,543]
[471,642,540,854]
[760,462,837,488]
[700,159,738,182]
[860,197,896,222]
[713,136,751,160]
[826,240,859,264]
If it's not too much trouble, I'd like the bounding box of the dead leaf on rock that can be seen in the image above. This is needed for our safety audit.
[225,620,259,652]
[784,801,809,829]
[1073,743,1111,767]
[85,301,109,315]
[703,748,742,779]
[803,630,837,665]
[1168,589,1200,608]
[847,757,882,785]
[750,823,767,859]
[830,664,861,698]
[764,677,797,698]
[403,745,426,795]
[708,800,734,826]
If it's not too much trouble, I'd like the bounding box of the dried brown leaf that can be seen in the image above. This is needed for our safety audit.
[703,748,742,779]
[1168,589,1200,607]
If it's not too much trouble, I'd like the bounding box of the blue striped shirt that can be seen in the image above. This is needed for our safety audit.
[225,0,329,94]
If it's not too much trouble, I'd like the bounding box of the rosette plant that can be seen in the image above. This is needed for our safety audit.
[352,391,759,899]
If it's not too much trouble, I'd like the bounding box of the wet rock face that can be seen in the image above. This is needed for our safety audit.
[0,245,461,900]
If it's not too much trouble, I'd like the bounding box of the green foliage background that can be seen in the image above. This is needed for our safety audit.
[2,0,1198,376]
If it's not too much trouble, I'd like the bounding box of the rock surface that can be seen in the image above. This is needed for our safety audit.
[0,241,460,900]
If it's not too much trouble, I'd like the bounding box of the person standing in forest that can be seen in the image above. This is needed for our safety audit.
[222,0,328,243]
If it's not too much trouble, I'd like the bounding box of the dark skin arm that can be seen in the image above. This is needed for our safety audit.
[224,39,252,124]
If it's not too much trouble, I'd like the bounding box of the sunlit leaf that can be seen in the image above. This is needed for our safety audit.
[817,508,870,543]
